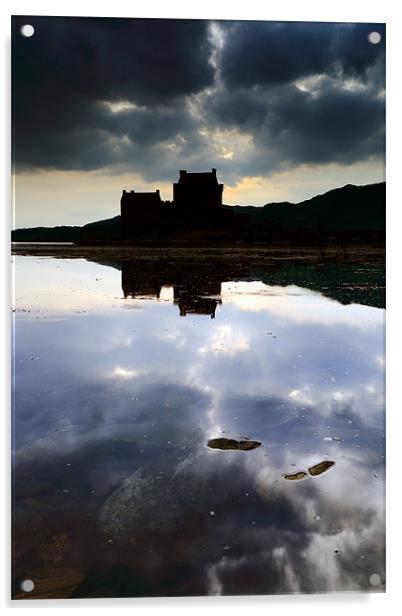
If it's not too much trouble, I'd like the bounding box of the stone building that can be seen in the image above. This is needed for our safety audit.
[120,189,162,240]
[173,168,223,210]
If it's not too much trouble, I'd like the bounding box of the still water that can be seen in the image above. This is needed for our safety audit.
[12,253,385,598]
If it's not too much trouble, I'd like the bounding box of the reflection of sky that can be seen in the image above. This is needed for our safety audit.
[12,256,385,596]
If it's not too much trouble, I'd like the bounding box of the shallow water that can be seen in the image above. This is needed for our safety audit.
[12,254,385,598]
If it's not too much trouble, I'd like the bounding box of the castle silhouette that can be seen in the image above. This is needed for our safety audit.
[121,168,230,240]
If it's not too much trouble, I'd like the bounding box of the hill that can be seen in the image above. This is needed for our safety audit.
[12,182,385,246]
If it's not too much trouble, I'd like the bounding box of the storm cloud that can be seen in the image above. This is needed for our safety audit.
[218,21,385,88]
[12,17,385,183]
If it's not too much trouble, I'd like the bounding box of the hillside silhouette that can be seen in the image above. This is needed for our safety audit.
[12,181,385,247]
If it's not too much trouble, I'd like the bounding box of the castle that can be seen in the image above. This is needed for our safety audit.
[173,168,223,210]
[120,168,224,240]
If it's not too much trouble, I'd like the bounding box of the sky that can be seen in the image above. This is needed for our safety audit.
[12,17,385,227]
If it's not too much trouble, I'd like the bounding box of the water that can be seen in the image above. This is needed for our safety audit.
[12,251,385,598]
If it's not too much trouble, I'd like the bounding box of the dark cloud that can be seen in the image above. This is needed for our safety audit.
[12,16,214,105]
[218,21,385,88]
[14,99,204,175]
[207,80,385,176]
[12,16,214,171]
[12,17,385,180]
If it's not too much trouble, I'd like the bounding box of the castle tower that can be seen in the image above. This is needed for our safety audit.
[173,168,223,210]
[120,189,162,240]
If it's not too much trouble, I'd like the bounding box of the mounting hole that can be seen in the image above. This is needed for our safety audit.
[369,573,381,586]
[20,24,35,38]
[20,578,34,593]
[368,31,381,45]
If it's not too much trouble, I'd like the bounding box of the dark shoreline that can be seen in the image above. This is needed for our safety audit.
[12,243,385,264]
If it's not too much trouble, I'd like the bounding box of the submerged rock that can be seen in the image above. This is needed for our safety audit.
[207,438,261,451]
[282,471,308,481]
[308,460,335,476]
[98,469,208,544]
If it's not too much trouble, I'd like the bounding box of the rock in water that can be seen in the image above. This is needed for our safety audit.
[207,438,261,451]
[282,471,308,481]
[308,461,335,476]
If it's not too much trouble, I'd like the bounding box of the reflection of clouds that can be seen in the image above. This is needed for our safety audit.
[159,285,174,301]
[14,367,385,593]
[303,515,385,592]
[208,446,385,593]
[287,387,314,405]
[199,324,250,356]
[15,256,123,313]
[13,257,385,595]
[272,546,301,593]
[222,281,382,329]
[15,378,211,461]
[110,366,146,379]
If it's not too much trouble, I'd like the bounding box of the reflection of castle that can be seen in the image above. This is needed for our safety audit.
[121,261,222,318]
[121,262,162,300]
[174,278,222,318]
[93,258,384,312]
[121,169,225,240]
